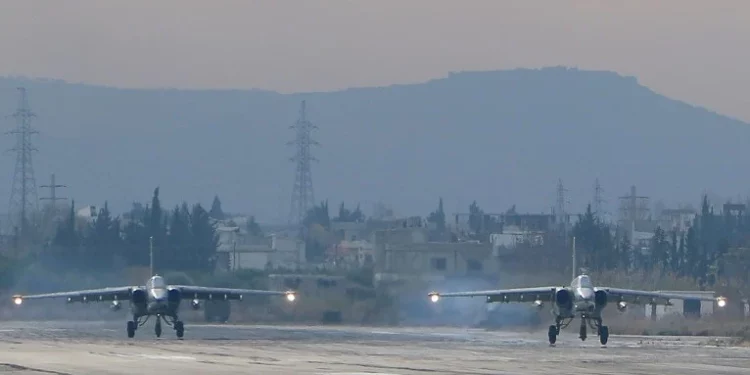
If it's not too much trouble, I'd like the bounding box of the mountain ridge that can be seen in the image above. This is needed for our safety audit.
[0,67,746,224]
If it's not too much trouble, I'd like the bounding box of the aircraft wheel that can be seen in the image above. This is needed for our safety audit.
[127,321,136,338]
[175,321,184,339]
[155,323,162,338]
[599,326,609,345]
[548,325,557,345]
[579,325,587,341]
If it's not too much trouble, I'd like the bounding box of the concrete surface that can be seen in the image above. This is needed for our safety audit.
[0,321,747,374]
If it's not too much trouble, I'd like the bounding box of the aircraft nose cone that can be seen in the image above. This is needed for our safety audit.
[579,289,594,300]
[151,290,167,301]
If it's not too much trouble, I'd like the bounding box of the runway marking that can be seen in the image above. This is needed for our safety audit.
[110,353,196,361]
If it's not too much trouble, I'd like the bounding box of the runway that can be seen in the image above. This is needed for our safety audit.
[0,321,748,374]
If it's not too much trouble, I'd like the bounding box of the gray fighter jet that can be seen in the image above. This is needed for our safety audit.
[11,239,297,339]
[427,238,727,345]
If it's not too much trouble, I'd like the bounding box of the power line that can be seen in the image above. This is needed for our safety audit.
[7,87,39,237]
[288,100,318,227]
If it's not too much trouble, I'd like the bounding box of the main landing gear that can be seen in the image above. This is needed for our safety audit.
[548,316,608,345]
[126,314,185,339]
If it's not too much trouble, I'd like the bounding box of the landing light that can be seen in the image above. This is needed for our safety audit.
[286,292,296,302]
[717,297,727,308]
[430,293,440,303]
[13,296,22,305]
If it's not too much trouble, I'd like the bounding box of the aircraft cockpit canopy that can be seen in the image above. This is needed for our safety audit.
[573,275,593,289]
[147,275,166,290]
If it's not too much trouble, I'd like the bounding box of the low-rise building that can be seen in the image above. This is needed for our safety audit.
[215,225,305,272]
[371,227,497,283]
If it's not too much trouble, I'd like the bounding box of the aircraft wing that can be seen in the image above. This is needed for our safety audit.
[12,286,135,305]
[596,287,726,306]
[171,285,297,302]
[429,286,560,303]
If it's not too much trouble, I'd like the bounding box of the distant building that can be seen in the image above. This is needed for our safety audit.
[657,208,697,234]
[214,223,305,272]
[371,226,498,284]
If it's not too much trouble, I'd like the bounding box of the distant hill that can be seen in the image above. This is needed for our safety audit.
[0,67,747,224]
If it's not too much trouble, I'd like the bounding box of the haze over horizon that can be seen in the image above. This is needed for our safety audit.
[2,0,750,122]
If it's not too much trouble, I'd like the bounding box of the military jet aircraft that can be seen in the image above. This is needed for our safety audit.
[11,239,297,339]
[427,239,728,345]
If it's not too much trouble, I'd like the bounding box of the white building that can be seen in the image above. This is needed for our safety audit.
[215,225,305,271]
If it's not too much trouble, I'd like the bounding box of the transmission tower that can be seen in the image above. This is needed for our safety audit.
[7,87,39,237]
[40,173,67,219]
[288,100,318,226]
[593,178,606,221]
[555,179,570,237]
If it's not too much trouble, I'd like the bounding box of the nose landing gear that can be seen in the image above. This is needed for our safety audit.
[125,314,185,339]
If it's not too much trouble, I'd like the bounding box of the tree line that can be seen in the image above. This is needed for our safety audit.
[573,195,750,290]
[43,187,219,275]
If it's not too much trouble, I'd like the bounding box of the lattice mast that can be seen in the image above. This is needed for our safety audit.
[593,178,606,221]
[7,87,39,236]
[40,173,67,219]
[555,178,569,237]
[288,100,318,226]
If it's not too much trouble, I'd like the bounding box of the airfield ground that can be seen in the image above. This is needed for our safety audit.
[0,321,747,374]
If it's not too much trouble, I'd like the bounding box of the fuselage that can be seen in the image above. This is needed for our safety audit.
[569,275,595,313]
[138,275,174,315]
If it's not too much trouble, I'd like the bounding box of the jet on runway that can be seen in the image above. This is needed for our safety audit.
[427,239,728,345]
[12,274,297,339]
[11,239,297,339]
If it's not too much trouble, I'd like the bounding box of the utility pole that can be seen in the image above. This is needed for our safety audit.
[40,173,67,219]
[288,100,318,228]
[7,87,39,238]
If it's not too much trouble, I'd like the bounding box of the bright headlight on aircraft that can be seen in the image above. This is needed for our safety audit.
[286,292,296,302]
[430,294,440,303]
[13,296,22,305]
[717,297,727,307]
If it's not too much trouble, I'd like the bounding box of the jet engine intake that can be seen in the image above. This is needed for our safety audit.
[191,299,201,310]
[555,289,572,309]
[167,288,181,304]
[110,300,122,311]
[594,290,608,308]
[131,289,147,305]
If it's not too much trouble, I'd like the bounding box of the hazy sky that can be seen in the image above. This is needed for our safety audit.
[2,0,749,121]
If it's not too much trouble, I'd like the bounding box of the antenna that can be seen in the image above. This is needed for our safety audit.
[572,236,576,280]
[149,236,154,276]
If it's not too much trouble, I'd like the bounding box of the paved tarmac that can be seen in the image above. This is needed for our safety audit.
[0,320,747,374]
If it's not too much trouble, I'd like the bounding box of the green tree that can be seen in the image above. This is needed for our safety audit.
[209,195,225,220]
[649,226,669,272]
[246,216,263,237]
[187,203,218,273]
[82,201,123,269]
[572,204,615,271]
